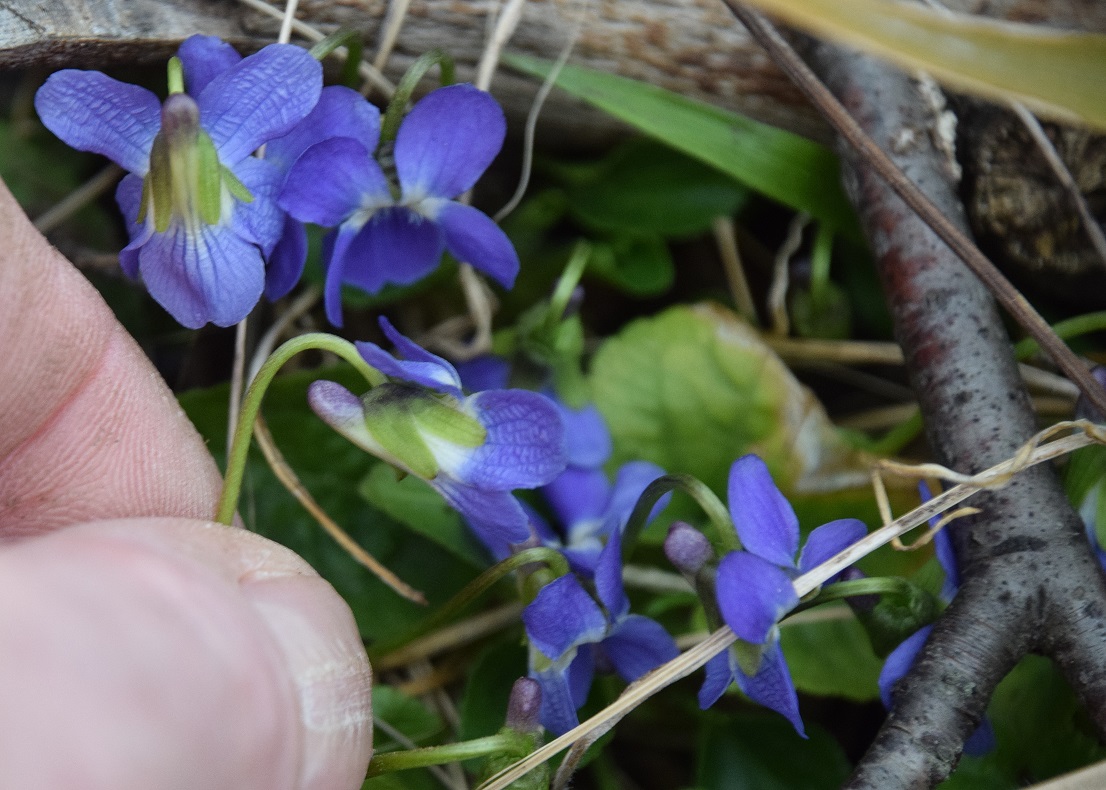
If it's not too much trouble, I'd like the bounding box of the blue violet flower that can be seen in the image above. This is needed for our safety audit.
[523,526,679,735]
[280,83,521,326]
[308,318,566,546]
[705,454,867,735]
[35,36,323,328]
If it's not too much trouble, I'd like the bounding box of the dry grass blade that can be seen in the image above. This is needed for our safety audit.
[253,415,427,604]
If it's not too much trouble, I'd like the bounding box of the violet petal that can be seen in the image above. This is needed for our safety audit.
[462,390,567,490]
[434,200,520,289]
[523,575,608,660]
[601,614,679,682]
[716,551,799,644]
[137,221,264,328]
[431,477,532,544]
[265,216,308,300]
[728,454,801,568]
[177,35,242,96]
[198,43,322,163]
[797,518,868,577]
[279,137,388,227]
[35,70,160,174]
[395,83,505,199]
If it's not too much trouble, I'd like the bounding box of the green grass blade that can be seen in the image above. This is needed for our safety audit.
[504,53,861,238]
[739,0,1106,129]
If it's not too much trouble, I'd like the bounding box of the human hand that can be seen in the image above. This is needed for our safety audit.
[0,177,373,790]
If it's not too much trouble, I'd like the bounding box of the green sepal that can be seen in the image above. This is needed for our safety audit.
[482,728,549,790]
[195,131,223,226]
[413,397,486,448]
[167,56,185,95]
[135,173,152,226]
[221,163,254,204]
[147,136,173,233]
[362,385,440,480]
[732,634,772,678]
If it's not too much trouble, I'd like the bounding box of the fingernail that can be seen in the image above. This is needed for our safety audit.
[243,576,374,790]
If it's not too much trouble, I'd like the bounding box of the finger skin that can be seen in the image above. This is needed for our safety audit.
[0,179,374,785]
[0,177,223,537]
[0,518,373,790]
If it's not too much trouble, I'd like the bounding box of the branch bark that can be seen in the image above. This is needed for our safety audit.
[795,35,1106,790]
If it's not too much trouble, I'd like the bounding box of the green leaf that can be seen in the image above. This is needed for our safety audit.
[565,139,748,237]
[589,302,875,499]
[739,0,1106,130]
[588,234,675,296]
[504,54,860,237]
[458,639,529,741]
[780,609,884,700]
[697,713,851,790]
[939,656,1106,787]
[358,463,488,569]
[373,685,446,748]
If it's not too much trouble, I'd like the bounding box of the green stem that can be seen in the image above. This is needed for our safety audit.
[621,474,738,562]
[868,409,924,456]
[370,547,570,658]
[797,575,919,609]
[307,28,365,88]
[1014,310,1106,360]
[809,221,834,305]
[544,241,591,335]
[214,333,384,525]
[367,735,512,777]
[380,50,456,144]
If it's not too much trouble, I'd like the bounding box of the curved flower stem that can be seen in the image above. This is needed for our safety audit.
[622,474,738,561]
[545,241,590,335]
[367,735,514,778]
[214,332,384,525]
[380,49,455,143]
[372,547,570,658]
[308,28,365,87]
[800,576,925,608]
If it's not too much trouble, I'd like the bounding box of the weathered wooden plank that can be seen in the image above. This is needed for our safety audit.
[5,0,1106,143]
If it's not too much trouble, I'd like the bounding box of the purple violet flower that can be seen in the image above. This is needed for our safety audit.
[523,527,679,734]
[279,83,521,326]
[35,36,323,328]
[705,454,867,735]
[308,318,566,546]
[176,35,383,302]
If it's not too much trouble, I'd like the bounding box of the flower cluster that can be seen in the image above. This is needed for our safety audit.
[520,400,676,733]
[279,83,520,326]
[703,455,867,735]
[35,36,515,330]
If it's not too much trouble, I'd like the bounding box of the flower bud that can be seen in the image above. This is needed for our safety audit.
[664,521,713,576]
[504,677,543,735]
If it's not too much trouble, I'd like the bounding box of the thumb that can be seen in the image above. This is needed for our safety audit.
[0,517,373,790]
